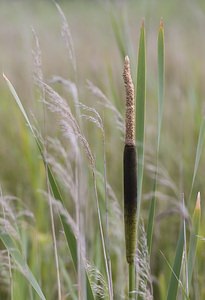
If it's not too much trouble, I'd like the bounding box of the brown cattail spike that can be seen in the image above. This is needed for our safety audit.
[123,56,137,264]
[123,56,135,146]
[124,144,137,263]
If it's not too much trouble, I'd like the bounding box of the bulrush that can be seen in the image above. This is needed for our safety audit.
[123,56,137,265]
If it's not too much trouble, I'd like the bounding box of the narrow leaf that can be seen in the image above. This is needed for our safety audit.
[111,12,126,60]
[187,192,201,294]
[146,177,157,253]
[147,20,165,253]
[189,117,205,201]
[167,224,184,300]
[157,19,165,147]
[136,20,146,222]
[3,74,36,138]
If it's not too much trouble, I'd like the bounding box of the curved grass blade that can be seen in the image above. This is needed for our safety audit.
[0,231,46,300]
[167,223,185,300]
[161,249,189,300]
[189,117,205,202]
[147,20,165,253]
[136,20,146,223]
[187,192,201,295]
[146,178,157,253]
[157,19,165,148]
[59,257,78,300]
[3,74,36,138]
[3,75,95,300]
[111,12,127,60]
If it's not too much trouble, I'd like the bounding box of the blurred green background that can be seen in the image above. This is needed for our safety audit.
[1,0,205,197]
[1,0,205,299]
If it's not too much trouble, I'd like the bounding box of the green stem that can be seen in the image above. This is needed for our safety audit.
[129,263,136,300]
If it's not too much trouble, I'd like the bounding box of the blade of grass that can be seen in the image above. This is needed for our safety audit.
[147,20,165,253]
[3,75,95,300]
[146,178,157,253]
[187,192,201,294]
[129,263,135,300]
[160,249,189,300]
[166,223,185,300]
[136,20,146,224]
[189,117,205,203]
[157,19,165,148]
[111,12,127,61]
[59,258,78,300]
[135,21,146,300]
[0,231,46,300]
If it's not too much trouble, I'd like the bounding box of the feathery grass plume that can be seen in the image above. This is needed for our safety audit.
[49,76,78,106]
[41,81,95,168]
[85,261,109,299]
[42,80,113,298]
[32,28,43,84]
[136,222,153,300]
[0,250,13,288]
[55,2,76,74]
[123,56,137,299]
[87,80,124,134]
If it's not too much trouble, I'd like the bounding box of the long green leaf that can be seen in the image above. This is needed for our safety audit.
[136,21,146,223]
[157,19,165,147]
[167,224,184,300]
[146,177,157,253]
[0,231,46,300]
[3,74,36,138]
[187,192,201,294]
[3,75,95,300]
[111,12,126,61]
[189,117,205,202]
[147,20,165,253]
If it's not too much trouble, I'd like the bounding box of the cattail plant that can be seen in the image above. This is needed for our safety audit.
[123,56,137,299]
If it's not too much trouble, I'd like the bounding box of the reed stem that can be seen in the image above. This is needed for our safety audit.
[129,263,135,300]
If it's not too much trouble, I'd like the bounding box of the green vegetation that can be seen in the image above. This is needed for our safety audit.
[0,1,205,299]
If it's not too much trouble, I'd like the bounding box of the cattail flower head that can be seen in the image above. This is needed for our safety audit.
[123,56,137,264]
[123,56,135,146]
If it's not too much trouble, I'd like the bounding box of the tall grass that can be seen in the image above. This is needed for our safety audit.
[0,2,205,300]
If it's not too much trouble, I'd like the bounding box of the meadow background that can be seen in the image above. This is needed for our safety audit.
[0,0,205,299]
